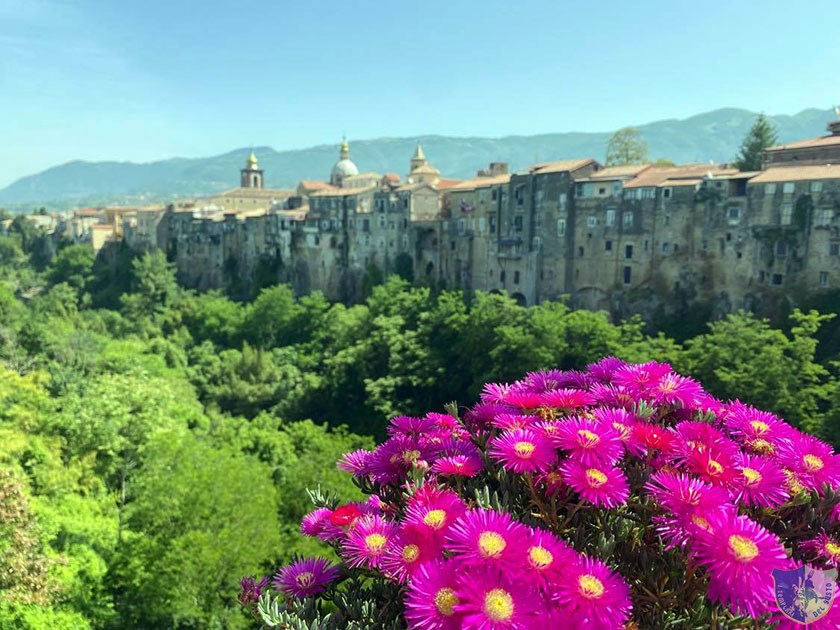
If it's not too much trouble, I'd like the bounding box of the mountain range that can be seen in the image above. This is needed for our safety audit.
[1,107,835,210]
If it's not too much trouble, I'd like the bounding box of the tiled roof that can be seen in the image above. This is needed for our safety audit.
[659,177,703,188]
[435,178,464,190]
[624,164,736,188]
[588,164,651,180]
[298,180,332,191]
[748,165,840,183]
[446,174,511,191]
[382,173,400,182]
[765,135,840,151]
[309,185,375,197]
[529,158,596,175]
[214,187,293,199]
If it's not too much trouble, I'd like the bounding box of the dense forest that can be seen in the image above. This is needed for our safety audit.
[2,226,840,628]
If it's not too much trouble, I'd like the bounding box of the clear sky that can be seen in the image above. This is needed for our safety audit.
[1,0,838,188]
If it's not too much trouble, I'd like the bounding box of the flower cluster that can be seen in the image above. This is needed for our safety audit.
[251,359,840,628]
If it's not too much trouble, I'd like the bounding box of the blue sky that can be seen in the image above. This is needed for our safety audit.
[1,0,838,188]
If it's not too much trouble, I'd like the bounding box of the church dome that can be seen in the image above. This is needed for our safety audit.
[330,139,359,186]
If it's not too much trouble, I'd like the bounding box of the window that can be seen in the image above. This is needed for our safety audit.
[559,194,567,211]
[622,211,634,228]
[363,219,370,232]
[664,215,670,226]
[490,216,497,233]
[780,203,793,225]
[625,244,633,259]
[605,209,616,227]
[605,240,612,252]
[663,188,672,199]
[479,217,486,232]
[830,243,840,256]
[612,181,622,196]
[578,246,584,257]
[765,183,776,195]
[623,266,632,284]
[515,186,525,205]
[587,216,597,228]
[812,181,823,193]
[598,187,606,195]
[514,216,523,232]
[776,241,787,258]
[500,270,506,283]
[479,190,486,204]
[820,272,829,288]
[817,209,834,226]
[557,219,566,237]
[457,219,465,235]
[492,189,498,201]
[514,271,520,284]
[782,182,795,194]
[401,234,409,248]
[772,273,783,285]
[450,240,455,250]
[641,187,656,199]
[378,214,386,228]
[644,240,649,251]
[728,206,741,222]
[662,242,670,253]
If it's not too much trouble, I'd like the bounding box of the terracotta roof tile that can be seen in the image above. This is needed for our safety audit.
[765,135,840,151]
[624,164,736,188]
[446,174,511,191]
[749,165,840,183]
[530,158,596,175]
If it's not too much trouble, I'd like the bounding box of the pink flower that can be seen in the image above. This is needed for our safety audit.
[612,361,673,394]
[723,401,794,455]
[730,453,789,508]
[301,507,333,537]
[520,527,577,583]
[689,511,790,618]
[538,388,596,410]
[446,509,528,569]
[800,530,840,569]
[330,504,363,527]
[491,413,539,431]
[404,486,468,539]
[272,557,339,599]
[404,560,464,630]
[341,514,397,569]
[337,449,373,476]
[388,415,438,438]
[560,459,629,509]
[488,428,556,473]
[381,526,441,584]
[777,433,840,492]
[551,555,632,629]
[555,417,623,465]
[454,566,538,629]
[432,454,483,478]
[586,356,627,382]
[649,372,705,408]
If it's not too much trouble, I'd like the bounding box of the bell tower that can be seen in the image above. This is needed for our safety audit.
[240,150,264,189]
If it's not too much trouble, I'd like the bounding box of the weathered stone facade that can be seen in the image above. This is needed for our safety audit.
[123,122,840,319]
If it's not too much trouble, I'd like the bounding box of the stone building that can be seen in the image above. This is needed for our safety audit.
[125,113,840,320]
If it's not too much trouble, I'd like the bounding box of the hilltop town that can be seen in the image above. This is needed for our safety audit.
[7,114,840,323]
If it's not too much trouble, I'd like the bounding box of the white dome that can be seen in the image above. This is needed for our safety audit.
[332,158,359,180]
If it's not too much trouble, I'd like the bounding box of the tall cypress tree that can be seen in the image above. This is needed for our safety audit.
[734,113,778,171]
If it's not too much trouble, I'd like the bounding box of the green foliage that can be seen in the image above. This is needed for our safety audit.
[47,244,95,290]
[734,113,778,171]
[605,127,649,166]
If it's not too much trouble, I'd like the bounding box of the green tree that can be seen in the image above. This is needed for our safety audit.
[120,250,180,327]
[734,113,778,171]
[605,127,649,166]
[111,432,280,629]
[47,244,95,290]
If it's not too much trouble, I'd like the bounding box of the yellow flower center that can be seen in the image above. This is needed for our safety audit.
[826,542,840,558]
[483,588,514,622]
[402,449,421,463]
[728,535,759,562]
[749,438,775,455]
[545,471,563,485]
[402,544,420,563]
[784,469,805,495]
[578,574,605,599]
[750,420,770,434]
[528,545,554,569]
[364,533,388,554]
[691,515,712,532]
[803,454,824,472]
[612,422,630,440]
[585,468,608,488]
[578,429,601,447]
[434,587,458,616]
[479,531,507,558]
[514,441,536,458]
[742,467,763,485]
[295,571,315,589]
[707,459,724,475]
[423,509,447,529]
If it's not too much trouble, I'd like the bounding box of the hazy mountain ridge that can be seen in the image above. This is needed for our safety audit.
[2,107,834,209]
